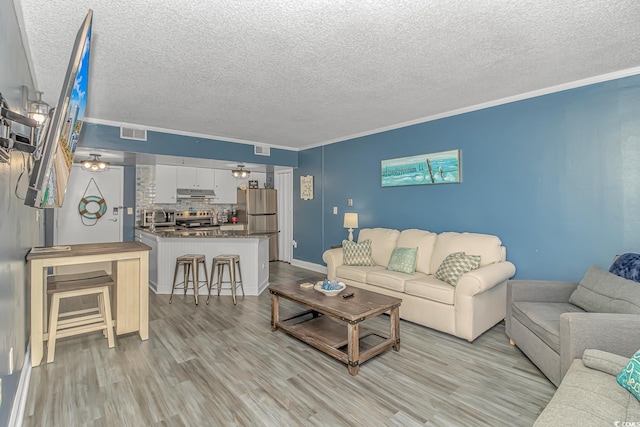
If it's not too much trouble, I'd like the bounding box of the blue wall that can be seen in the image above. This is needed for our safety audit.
[295,74,640,281]
[81,124,298,167]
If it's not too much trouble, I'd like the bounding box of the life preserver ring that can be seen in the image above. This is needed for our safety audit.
[78,195,107,220]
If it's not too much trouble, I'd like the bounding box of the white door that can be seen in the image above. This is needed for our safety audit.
[275,169,293,263]
[54,164,124,245]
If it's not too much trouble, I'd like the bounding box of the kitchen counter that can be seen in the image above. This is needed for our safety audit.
[136,226,277,239]
[135,228,273,297]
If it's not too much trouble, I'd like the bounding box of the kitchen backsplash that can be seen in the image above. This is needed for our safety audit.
[136,165,235,224]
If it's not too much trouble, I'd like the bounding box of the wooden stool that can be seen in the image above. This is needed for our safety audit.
[46,270,115,364]
[170,254,210,305]
[209,254,244,305]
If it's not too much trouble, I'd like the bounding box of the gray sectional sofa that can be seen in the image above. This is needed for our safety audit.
[507,266,640,386]
[534,349,640,426]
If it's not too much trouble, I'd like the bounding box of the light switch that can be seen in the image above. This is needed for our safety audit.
[333,207,338,214]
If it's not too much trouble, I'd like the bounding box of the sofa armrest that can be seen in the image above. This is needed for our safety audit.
[559,312,640,381]
[322,248,344,280]
[456,261,516,297]
[508,280,578,304]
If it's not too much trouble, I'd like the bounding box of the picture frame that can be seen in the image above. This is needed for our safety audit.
[300,175,314,200]
[381,149,461,187]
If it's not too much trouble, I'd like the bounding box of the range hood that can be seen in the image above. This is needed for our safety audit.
[176,188,216,199]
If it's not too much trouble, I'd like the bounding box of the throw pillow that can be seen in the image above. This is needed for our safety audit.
[610,253,640,283]
[386,247,418,275]
[569,266,640,314]
[435,252,481,286]
[617,349,640,401]
[342,239,376,266]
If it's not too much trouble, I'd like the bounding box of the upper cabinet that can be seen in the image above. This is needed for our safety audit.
[155,165,177,203]
[214,170,238,204]
[176,167,215,190]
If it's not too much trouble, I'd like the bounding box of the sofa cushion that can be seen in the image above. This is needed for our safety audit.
[430,232,504,274]
[397,229,437,274]
[512,302,585,353]
[617,349,640,401]
[342,239,376,266]
[434,252,481,286]
[386,247,418,274]
[358,228,400,267]
[533,358,640,426]
[366,270,426,293]
[336,265,383,283]
[569,266,640,314]
[405,276,455,305]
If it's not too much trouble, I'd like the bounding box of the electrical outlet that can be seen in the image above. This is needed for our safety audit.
[348,198,353,206]
[333,207,338,214]
[292,240,297,248]
[127,207,133,215]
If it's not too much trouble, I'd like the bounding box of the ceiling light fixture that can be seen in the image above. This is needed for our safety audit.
[231,164,250,178]
[81,153,110,172]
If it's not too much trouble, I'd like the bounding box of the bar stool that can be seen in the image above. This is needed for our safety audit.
[46,270,115,364]
[209,254,245,305]
[170,254,210,305]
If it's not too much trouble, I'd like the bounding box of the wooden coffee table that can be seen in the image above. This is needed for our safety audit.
[269,282,402,375]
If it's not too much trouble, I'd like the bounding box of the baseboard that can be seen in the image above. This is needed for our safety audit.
[8,345,31,427]
[291,259,327,274]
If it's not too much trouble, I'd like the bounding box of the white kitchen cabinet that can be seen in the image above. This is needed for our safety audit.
[177,167,215,190]
[214,169,238,204]
[155,165,178,203]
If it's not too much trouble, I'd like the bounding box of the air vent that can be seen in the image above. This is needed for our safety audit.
[120,127,147,141]
[254,145,270,156]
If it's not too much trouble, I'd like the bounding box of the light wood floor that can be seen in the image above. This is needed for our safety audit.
[24,262,555,426]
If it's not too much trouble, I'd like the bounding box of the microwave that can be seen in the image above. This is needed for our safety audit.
[142,209,176,227]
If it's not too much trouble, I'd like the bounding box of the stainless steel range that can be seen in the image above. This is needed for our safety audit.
[175,210,215,228]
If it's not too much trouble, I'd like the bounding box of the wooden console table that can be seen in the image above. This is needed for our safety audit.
[27,241,151,367]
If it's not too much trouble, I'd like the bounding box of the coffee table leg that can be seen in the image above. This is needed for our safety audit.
[391,306,400,351]
[271,292,279,331]
[347,322,360,376]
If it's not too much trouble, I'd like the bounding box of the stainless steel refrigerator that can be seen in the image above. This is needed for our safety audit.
[237,188,278,261]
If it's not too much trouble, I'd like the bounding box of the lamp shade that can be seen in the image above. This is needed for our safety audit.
[343,213,358,229]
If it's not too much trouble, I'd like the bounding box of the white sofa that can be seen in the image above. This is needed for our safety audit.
[323,228,516,342]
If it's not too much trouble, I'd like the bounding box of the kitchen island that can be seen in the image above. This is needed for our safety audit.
[135,227,278,296]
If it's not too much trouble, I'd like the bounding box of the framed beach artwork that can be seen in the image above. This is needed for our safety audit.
[381,149,461,187]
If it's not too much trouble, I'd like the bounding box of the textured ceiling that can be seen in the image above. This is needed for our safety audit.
[18,0,640,150]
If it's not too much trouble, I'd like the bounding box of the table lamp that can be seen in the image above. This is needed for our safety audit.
[343,213,359,241]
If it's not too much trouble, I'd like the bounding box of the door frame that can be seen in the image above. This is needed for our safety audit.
[275,169,293,263]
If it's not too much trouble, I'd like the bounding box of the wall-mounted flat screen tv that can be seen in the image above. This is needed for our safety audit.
[25,10,93,208]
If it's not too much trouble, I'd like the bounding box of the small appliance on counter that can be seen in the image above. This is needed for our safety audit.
[142,209,176,227]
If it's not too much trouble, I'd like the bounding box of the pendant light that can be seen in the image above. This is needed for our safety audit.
[231,164,250,178]
[81,154,110,172]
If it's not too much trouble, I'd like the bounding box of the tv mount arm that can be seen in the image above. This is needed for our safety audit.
[0,92,39,163]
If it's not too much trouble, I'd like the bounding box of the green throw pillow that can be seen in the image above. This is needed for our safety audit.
[342,239,376,266]
[435,252,481,286]
[386,247,418,274]
[617,349,640,400]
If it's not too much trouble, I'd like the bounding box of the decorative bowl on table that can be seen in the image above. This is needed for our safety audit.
[314,279,346,296]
